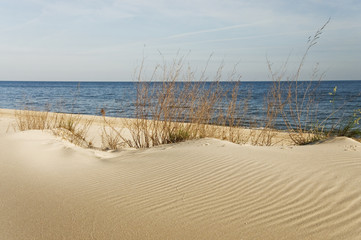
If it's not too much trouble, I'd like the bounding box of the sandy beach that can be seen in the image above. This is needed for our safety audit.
[1,108,361,239]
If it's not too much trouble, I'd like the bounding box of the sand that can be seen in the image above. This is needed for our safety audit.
[1,109,361,239]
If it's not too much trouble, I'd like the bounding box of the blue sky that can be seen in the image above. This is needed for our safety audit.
[0,0,360,81]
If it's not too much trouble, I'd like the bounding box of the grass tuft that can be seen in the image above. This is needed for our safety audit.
[14,108,93,148]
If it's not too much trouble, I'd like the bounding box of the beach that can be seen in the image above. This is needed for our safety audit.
[1,109,361,239]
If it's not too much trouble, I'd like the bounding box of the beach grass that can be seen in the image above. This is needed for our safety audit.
[14,109,94,148]
[12,19,361,149]
[100,56,282,148]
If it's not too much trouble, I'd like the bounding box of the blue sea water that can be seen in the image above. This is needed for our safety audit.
[0,80,360,130]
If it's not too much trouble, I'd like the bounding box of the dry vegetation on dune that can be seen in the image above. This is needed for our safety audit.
[14,109,94,148]
[100,56,282,149]
[99,20,359,149]
[13,20,361,149]
[267,19,361,144]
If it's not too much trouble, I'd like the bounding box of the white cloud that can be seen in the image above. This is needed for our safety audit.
[0,0,360,80]
[166,22,268,39]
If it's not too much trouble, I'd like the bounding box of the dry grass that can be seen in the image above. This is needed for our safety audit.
[267,19,331,145]
[101,56,280,149]
[51,113,94,148]
[14,109,93,148]
[15,108,50,131]
[265,19,360,144]
[13,20,360,149]
[100,110,131,150]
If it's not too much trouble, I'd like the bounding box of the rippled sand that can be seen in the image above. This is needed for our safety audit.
[1,110,361,239]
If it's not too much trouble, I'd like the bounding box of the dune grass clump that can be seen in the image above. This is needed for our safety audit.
[51,113,94,148]
[15,108,50,131]
[266,19,361,144]
[101,56,281,149]
[14,107,93,148]
[100,109,133,150]
[267,19,330,144]
[101,57,247,148]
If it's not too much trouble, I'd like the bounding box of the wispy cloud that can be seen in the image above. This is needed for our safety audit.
[169,30,315,46]
[166,22,268,39]
[0,0,360,80]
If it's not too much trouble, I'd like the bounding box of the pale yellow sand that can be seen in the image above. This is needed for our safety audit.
[1,109,361,239]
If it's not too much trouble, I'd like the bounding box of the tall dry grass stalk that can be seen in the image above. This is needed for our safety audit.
[267,19,331,144]
[100,109,133,150]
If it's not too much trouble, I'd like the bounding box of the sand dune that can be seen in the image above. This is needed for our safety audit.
[1,112,361,239]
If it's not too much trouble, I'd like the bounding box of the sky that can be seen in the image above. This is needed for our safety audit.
[0,0,360,81]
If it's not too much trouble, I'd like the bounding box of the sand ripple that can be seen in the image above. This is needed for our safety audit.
[1,134,361,239]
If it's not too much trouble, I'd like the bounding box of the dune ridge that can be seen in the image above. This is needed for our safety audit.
[1,111,361,239]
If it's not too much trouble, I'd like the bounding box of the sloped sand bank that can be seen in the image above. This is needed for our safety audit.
[1,110,361,239]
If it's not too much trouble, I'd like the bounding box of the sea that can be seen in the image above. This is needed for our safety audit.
[0,80,360,130]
